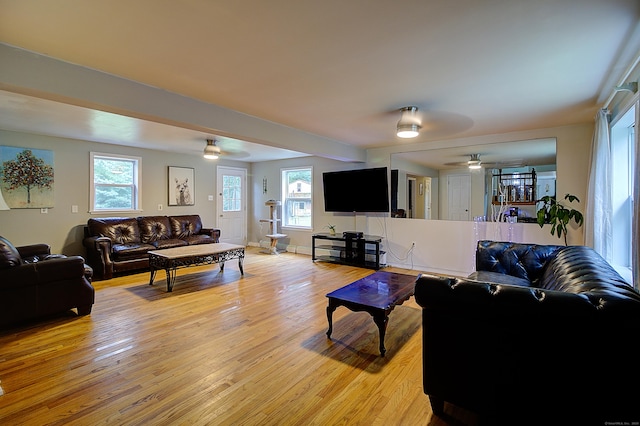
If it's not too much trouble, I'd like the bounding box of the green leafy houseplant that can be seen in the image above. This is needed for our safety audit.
[325,224,337,235]
[536,193,584,245]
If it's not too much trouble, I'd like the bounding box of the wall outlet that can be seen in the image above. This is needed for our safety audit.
[208,195,214,201]
[71,205,78,213]
[40,208,48,214]
[157,204,163,211]
[411,241,416,248]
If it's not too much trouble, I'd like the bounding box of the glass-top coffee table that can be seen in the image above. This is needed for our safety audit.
[326,271,417,356]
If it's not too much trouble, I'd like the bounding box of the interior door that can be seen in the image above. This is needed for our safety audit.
[407,177,416,218]
[216,166,247,245]
[447,174,471,220]
[424,178,432,219]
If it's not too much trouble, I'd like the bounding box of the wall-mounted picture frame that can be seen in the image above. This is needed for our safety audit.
[168,166,195,206]
[0,146,54,209]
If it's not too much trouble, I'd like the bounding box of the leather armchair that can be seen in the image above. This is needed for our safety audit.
[0,236,95,327]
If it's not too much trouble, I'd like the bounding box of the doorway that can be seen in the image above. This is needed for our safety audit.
[447,174,471,220]
[216,166,247,245]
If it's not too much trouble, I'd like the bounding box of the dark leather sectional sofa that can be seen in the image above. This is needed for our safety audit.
[83,215,220,280]
[415,240,640,425]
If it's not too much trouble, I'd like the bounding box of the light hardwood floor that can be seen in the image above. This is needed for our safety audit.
[0,248,478,425]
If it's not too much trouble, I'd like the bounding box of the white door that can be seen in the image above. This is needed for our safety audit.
[424,178,432,220]
[216,166,247,245]
[407,177,416,218]
[447,174,471,220]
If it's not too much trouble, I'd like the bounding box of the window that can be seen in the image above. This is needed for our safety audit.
[222,174,242,212]
[90,152,141,213]
[610,104,636,281]
[281,167,312,228]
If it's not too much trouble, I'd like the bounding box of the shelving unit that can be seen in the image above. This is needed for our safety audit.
[312,233,384,270]
[492,169,537,205]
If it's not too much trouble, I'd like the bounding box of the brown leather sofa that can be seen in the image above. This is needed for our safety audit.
[83,215,220,280]
[415,241,640,424]
[0,236,95,328]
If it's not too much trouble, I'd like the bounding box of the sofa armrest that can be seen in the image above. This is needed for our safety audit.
[35,256,88,283]
[201,228,221,242]
[17,243,51,261]
[83,236,114,279]
[415,273,594,317]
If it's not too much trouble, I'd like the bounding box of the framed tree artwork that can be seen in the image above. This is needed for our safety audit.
[0,146,54,209]
[168,166,195,206]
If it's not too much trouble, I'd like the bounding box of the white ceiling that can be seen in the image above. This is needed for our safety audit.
[0,0,638,163]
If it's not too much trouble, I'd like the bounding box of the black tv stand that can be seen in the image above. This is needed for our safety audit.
[312,233,383,270]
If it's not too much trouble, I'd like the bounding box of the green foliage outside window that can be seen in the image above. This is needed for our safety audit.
[93,157,137,210]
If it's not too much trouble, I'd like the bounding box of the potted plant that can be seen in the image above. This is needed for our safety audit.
[536,193,584,245]
[325,224,337,235]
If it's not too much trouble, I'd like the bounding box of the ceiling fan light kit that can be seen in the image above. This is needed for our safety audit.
[203,138,220,159]
[396,106,421,138]
[468,154,482,169]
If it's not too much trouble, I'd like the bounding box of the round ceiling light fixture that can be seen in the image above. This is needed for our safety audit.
[396,106,421,138]
[203,138,221,159]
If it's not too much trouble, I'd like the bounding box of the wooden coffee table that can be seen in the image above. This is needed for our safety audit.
[148,243,245,292]
[326,271,416,356]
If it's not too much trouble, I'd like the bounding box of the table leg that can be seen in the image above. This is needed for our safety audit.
[220,261,225,271]
[372,312,389,357]
[166,268,177,292]
[149,267,157,285]
[238,257,244,274]
[326,299,338,338]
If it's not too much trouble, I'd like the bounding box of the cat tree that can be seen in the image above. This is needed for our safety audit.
[260,200,287,254]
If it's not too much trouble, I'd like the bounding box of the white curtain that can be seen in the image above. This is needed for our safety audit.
[585,109,612,261]
[633,105,639,291]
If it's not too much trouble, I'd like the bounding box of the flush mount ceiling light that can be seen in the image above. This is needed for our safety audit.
[203,138,221,159]
[396,106,421,138]
[468,154,482,169]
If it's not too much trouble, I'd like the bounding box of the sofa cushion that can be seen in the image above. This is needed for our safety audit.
[88,217,141,244]
[111,243,156,261]
[152,239,188,249]
[468,270,532,287]
[476,240,562,285]
[0,236,22,269]
[138,216,172,243]
[182,234,216,245]
[169,215,203,239]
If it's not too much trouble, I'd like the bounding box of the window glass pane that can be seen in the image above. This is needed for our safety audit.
[282,168,312,228]
[95,185,133,210]
[90,153,140,212]
[222,174,241,212]
[94,158,134,184]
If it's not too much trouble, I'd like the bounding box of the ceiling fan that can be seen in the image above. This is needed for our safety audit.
[203,138,250,160]
[444,154,527,170]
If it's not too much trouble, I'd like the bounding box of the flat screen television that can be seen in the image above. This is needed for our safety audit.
[322,167,390,212]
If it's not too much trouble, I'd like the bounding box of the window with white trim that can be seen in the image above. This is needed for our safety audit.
[610,104,636,281]
[281,167,312,228]
[90,152,141,213]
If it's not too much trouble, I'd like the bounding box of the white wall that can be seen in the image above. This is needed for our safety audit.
[363,123,593,275]
[250,156,365,253]
[366,218,564,276]
[0,121,593,278]
[0,129,249,255]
